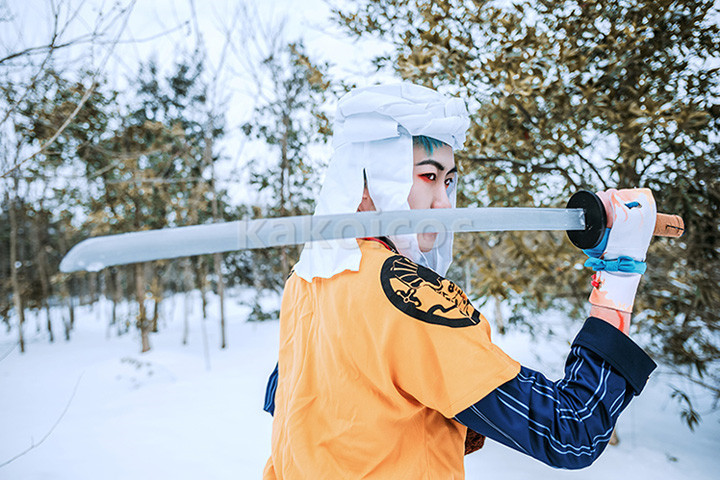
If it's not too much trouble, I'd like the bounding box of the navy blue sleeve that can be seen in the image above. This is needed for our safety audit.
[263,362,279,416]
[455,317,656,470]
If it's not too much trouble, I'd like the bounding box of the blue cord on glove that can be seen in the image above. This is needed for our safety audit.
[582,227,646,274]
[582,228,611,258]
[584,256,647,274]
[582,201,648,274]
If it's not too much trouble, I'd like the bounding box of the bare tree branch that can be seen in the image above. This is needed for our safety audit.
[0,0,65,126]
[95,21,189,46]
[506,93,609,190]
[0,373,83,468]
[1,0,138,179]
[466,155,581,190]
[0,33,99,65]
[105,177,206,185]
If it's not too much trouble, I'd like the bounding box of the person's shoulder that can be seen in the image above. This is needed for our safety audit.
[377,253,484,329]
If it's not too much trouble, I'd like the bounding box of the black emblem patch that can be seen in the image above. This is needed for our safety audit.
[380,255,482,328]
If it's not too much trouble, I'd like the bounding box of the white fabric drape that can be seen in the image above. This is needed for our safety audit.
[294,83,470,281]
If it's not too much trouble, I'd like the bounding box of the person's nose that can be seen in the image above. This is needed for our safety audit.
[432,185,452,209]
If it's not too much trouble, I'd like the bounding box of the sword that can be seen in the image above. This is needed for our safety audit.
[59,191,684,273]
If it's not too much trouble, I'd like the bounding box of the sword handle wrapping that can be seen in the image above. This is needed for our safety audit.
[566,190,685,249]
[653,213,685,238]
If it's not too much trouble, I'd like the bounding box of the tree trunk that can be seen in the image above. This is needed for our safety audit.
[32,210,54,343]
[150,272,162,333]
[89,272,98,307]
[106,268,116,332]
[494,296,506,335]
[41,271,54,342]
[204,130,227,349]
[135,262,151,353]
[111,267,124,336]
[68,284,75,331]
[35,307,41,333]
[194,257,211,369]
[103,269,113,339]
[182,258,193,345]
[62,284,74,342]
[196,257,208,321]
[279,111,290,275]
[213,252,226,348]
[8,182,25,353]
[56,226,74,340]
[152,299,160,333]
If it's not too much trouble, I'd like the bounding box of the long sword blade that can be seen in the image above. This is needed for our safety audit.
[60,207,585,272]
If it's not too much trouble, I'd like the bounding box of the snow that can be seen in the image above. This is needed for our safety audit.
[1,293,719,479]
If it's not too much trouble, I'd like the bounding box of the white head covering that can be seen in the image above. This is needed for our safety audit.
[294,82,470,282]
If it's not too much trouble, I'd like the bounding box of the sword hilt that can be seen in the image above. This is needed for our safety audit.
[566,190,685,250]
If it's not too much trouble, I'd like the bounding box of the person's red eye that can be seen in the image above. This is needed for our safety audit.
[420,173,436,182]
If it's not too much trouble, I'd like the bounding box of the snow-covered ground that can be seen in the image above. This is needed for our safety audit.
[1,292,718,479]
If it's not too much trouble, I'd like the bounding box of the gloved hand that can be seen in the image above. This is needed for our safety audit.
[584,188,656,313]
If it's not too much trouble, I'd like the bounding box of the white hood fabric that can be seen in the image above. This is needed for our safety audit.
[294,83,470,282]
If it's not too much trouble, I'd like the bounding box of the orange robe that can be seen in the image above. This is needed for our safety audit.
[265,240,520,479]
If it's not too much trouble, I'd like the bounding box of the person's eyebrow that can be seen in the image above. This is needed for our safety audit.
[416,159,457,175]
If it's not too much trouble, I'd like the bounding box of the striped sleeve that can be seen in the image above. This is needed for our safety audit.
[263,363,279,416]
[455,317,656,470]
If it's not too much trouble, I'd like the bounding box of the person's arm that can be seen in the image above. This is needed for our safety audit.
[457,189,659,468]
[455,317,655,469]
[590,305,631,334]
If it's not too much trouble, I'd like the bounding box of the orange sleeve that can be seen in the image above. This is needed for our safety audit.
[377,255,520,418]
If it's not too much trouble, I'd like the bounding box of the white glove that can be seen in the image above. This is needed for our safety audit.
[587,188,656,312]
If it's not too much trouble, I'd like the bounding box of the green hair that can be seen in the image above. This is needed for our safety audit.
[412,135,448,155]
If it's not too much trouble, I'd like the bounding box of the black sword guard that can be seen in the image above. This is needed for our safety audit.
[566,190,607,250]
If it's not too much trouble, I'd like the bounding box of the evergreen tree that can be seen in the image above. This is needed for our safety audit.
[241,42,332,316]
[80,54,225,352]
[334,0,720,425]
[2,67,114,349]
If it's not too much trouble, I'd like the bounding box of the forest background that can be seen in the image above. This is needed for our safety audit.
[1,0,718,432]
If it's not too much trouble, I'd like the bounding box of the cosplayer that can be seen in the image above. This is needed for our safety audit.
[263,83,656,478]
